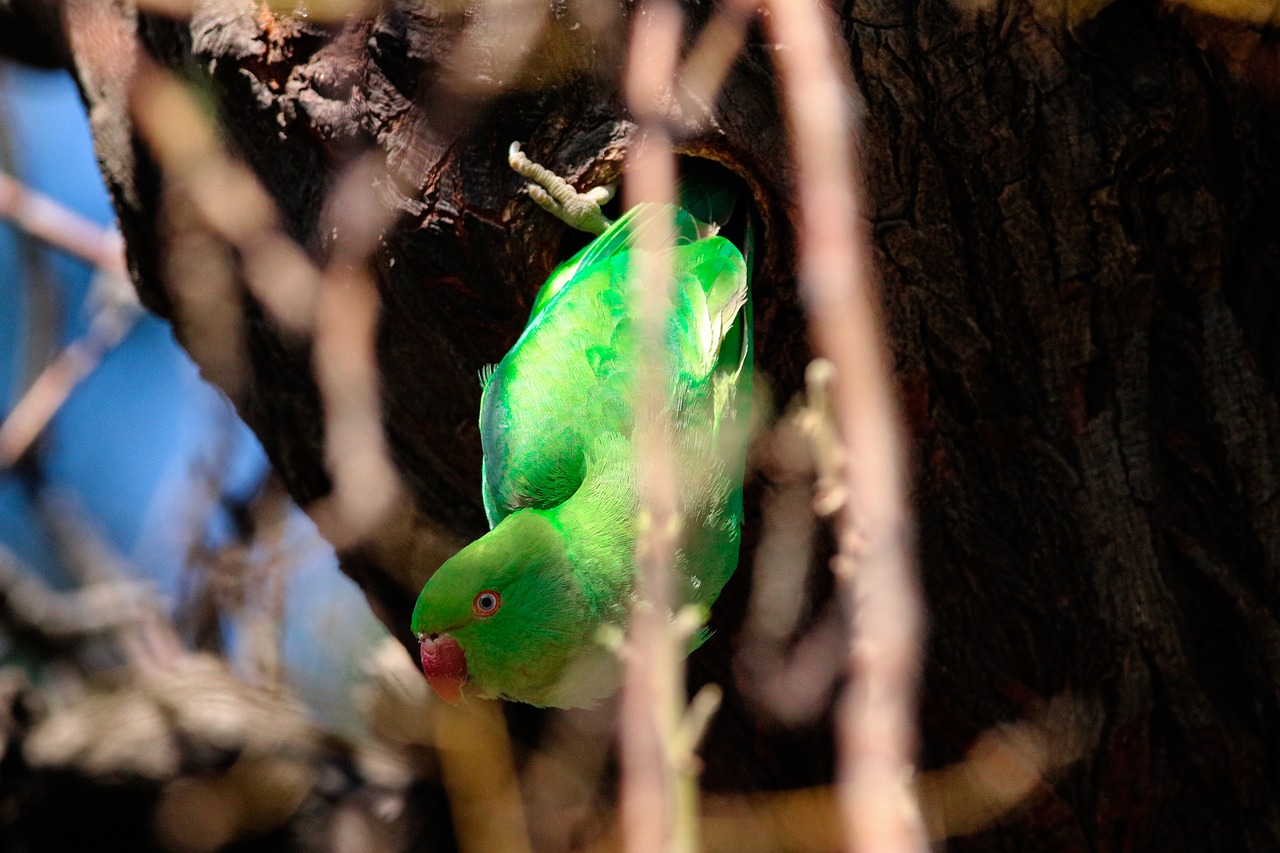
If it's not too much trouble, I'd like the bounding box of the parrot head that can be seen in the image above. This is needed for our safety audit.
[411,509,606,707]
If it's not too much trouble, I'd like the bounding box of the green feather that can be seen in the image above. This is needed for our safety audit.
[412,188,752,708]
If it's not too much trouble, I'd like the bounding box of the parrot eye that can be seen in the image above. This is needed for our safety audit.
[473,590,501,617]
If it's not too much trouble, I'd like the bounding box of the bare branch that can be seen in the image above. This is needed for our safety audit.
[0,543,156,640]
[0,276,141,469]
[760,0,928,849]
[434,698,535,853]
[0,172,135,468]
[130,59,402,548]
[673,2,755,125]
[0,170,126,272]
[617,2,698,852]
[307,157,403,548]
[129,63,320,336]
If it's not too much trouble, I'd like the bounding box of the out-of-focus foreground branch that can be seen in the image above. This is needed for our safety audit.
[0,171,137,468]
[761,0,927,849]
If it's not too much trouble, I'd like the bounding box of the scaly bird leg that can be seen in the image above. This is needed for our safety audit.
[508,142,615,236]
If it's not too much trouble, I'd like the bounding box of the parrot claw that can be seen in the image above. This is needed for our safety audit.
[509,141,613,236]
[585,184,616,205]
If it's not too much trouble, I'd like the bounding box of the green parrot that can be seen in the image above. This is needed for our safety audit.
[410,147,753,708]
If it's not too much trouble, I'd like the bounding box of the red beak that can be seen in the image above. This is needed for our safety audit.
[419,634,467,704]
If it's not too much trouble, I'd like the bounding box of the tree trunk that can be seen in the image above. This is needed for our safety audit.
[4,0,1280,849]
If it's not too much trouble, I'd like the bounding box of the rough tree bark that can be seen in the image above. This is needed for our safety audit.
[4,0,1280,850]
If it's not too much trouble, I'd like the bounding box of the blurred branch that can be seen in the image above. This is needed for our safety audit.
[673,1,755,127]
[36,492,186,671]
[736,376,855,725]
[701,694,1097,850]
[434,699,535,853]
[7,498,419,849]
[10,625,419,850]
[129,59,402,548]
[160,189,249,400]
[520,703,618,851]
[916,694,1098,839]
[0,270,140,469]
[760,0,927,850]
[0,171,137,469]
[438,0,549,99]
[308,156,403,548]
[0,542,156,640]
[172,407,253,655]
[232,479,300,686]
[358,637,534,853]
[38,490,141,586]
[0,170,126,272]
[129,63,318,336]
[618,3,725,853]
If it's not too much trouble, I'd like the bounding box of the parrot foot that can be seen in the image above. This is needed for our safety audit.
[509,142,614,236]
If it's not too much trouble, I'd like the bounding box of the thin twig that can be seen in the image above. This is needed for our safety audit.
[307,155,403,548]
[0,171,135,468]
[736,383,853,726]
[0,543,156,640]
[36,493,186,671]
[0,170,126,272]
[129,62,319,336]
[760,0,928,849]
[618,3,725,853]
[129,59,401,548]
[0,275,141,469]
[620,2,680,847]
[674,1,756,126]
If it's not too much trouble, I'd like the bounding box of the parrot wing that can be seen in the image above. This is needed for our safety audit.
[661,234,753,608]
[479,204,750,531]
[479,232,637,527]
[519,204,705,325]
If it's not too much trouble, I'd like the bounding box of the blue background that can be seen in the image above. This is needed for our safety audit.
[0,62,387,734]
